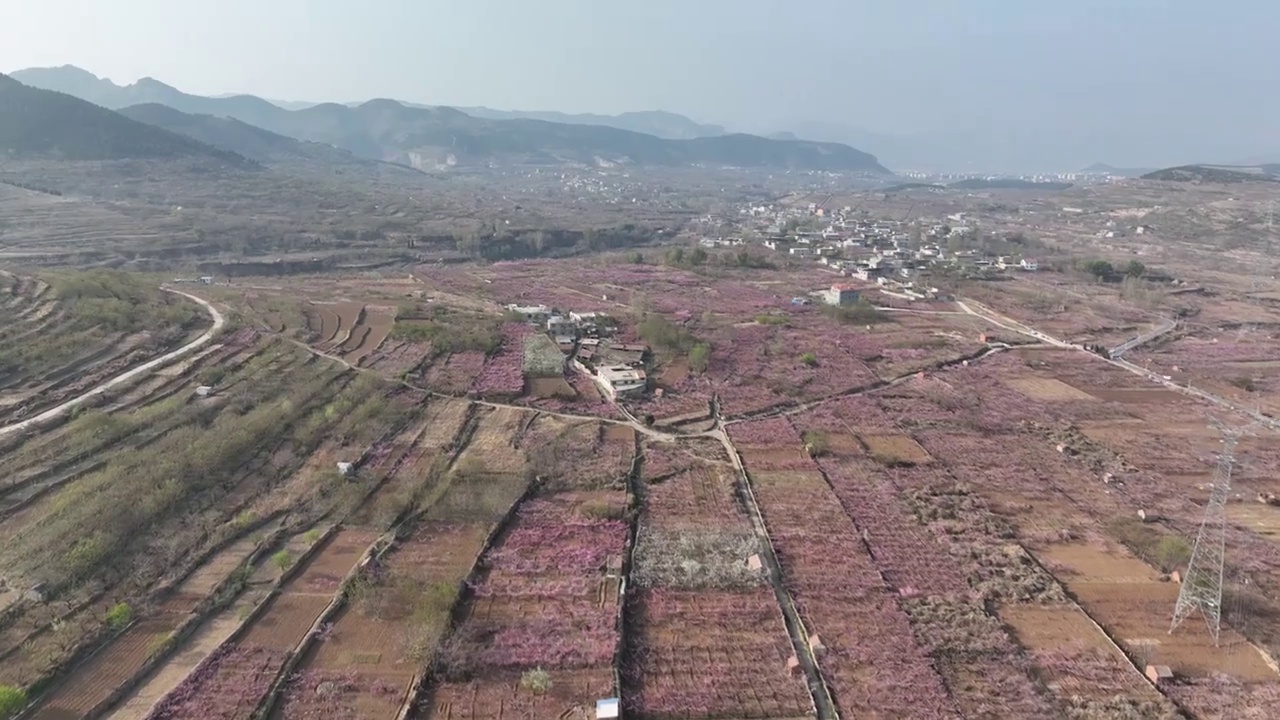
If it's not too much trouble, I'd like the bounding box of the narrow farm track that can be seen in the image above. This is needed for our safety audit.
[0,289,225,438]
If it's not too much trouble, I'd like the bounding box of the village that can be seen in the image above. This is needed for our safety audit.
[694,201,1050,301]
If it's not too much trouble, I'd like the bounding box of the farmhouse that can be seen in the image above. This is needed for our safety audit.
[596,365,647,399]
[546,315,575,335]
[822,284,861,306]
[1020,258,1039,271]
[508,304,552,323]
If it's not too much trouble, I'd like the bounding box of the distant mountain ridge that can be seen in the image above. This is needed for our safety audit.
[115,103,417,173]
[456,108,726,140]
[12,66,888,173]
[205,96,728,140]
[1141,164,1280,183]
[0,73,252,165]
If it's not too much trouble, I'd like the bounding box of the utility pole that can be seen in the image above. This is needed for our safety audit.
[1170,422,1247,645]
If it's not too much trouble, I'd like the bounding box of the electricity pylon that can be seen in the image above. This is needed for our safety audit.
[1169,424,1245,645]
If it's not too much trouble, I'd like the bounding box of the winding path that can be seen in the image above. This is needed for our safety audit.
[0,288,225,438]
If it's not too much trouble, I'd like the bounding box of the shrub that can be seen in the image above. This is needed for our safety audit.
[1155,535,1192,573]
[200,365,229,386]
[520,667,552,694]
[105,602,133,631]
[802,430,830,457]
[303,529,322,545]
[689,343,712,373]
[799,352,818,367]
[0,685,26,719]
[233,510,254,530]
[637,315,698,353]
[822,299,887,325]
[272,549,295,573]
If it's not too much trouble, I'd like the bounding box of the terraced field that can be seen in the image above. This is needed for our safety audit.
[7,257,1280,720]
[0,270,209,427]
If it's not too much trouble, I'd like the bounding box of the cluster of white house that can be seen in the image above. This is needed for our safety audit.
[506,303,649,400]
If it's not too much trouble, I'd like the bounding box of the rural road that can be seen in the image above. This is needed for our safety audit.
[958,298,1280,431]
[0,288,225,438]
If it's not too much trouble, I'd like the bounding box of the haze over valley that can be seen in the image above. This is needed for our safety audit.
[1,4,1280,720]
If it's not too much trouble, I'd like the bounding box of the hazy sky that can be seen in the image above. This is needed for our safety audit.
[3,0,1277,171]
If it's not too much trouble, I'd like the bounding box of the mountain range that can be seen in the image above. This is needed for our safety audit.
[0,73,251,166]
[8,66,888,173]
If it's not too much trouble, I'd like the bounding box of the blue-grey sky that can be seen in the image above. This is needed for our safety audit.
[3,0,1278,171]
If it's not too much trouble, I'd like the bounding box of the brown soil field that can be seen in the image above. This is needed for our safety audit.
[815,432,865,457]
[1000,605,1117,655]
[237,529,378,652]
[162,536,260,608]
[310,605,414,671]
[746,469,829,492]
[347,306,396,367]
[527,376,575,399]
[327,301,366,349]
[1227,503,1280,542]
[1038,543,1276,681]
[30,618,176,720]
[423,667,612,720]
[341,324,371,356]
[290,529,381,593]
[311,304,341,345]
[654,357,690,387]
[735,446,814,471]
[238,593,333,651]
[1083,388,1194,405]
[602,424,634,444]
[1004,376,1098,402]
[859,433,934,465]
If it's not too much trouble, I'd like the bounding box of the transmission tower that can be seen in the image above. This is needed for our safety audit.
[1170,424,1245,645]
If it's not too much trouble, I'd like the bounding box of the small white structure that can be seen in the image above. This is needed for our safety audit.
[1019,258,1039,271]
[336,461,355,477]
[195,385,214,397]
[24,583,48,603]
[1145,664,1174,685]
[596,697,621,719]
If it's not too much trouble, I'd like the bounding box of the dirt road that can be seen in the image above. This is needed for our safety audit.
[0,288,225,438]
